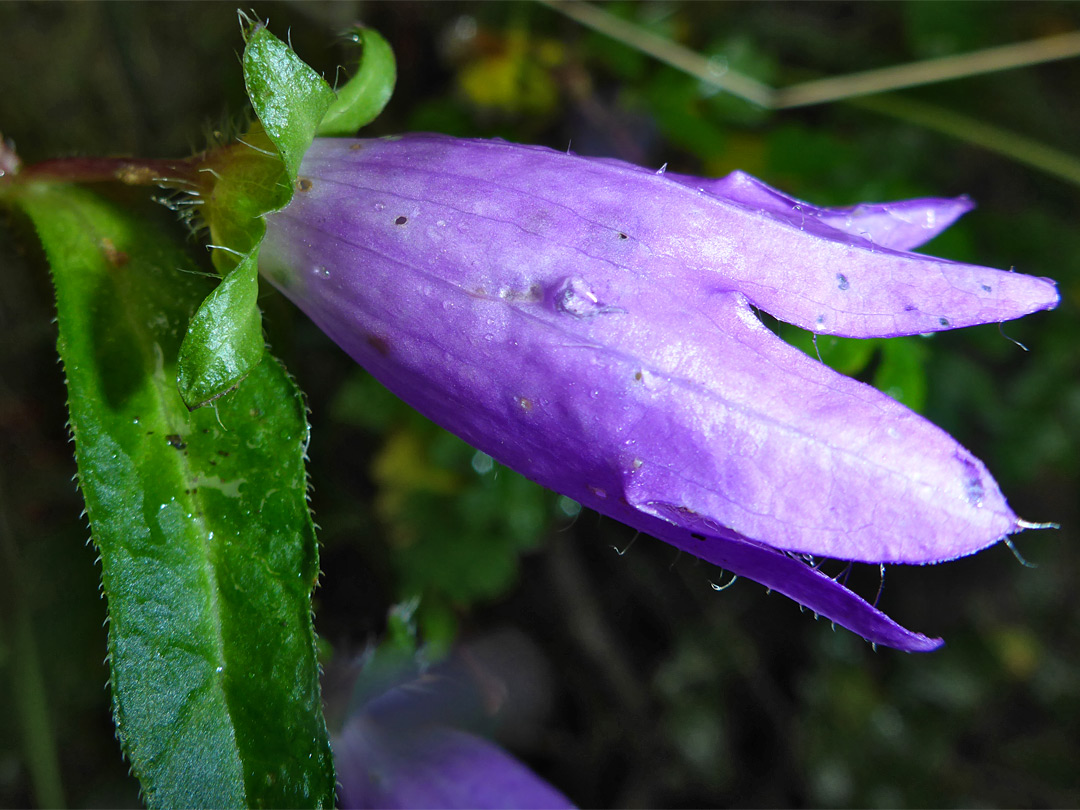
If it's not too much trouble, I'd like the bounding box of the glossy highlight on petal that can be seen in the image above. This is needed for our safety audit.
[259,134,1057,651]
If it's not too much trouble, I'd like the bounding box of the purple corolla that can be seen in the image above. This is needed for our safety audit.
[334,667,573,809]
[258,134,1058,652]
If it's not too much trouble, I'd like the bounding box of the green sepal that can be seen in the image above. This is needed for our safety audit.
[14,183,335,808]
[177,248,264,410]
[317,27,397,136]
[181,21,339,408]
[242,20,336,187]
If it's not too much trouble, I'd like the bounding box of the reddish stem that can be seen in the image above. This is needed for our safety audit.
[6,154,208,193]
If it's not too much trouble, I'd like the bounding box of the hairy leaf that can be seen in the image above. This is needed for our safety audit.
[15,184,334,808]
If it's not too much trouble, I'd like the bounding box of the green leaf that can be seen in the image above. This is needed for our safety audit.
[177,249,264,410]
[242,21,336,187]
[318,27,397,137]
[14,184,335,808]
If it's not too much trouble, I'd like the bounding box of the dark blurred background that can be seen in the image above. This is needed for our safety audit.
[1,2,1078,807]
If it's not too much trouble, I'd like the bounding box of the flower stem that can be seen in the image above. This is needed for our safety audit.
[10,154,207,193]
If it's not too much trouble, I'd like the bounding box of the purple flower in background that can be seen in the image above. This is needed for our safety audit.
[259,134,1058,652]
[332,659,573,809]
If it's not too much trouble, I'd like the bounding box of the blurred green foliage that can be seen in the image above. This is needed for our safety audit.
[1,1,1078,807]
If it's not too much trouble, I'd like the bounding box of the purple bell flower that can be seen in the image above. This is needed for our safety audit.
[258,134,1058,652]
[333,664,573,809]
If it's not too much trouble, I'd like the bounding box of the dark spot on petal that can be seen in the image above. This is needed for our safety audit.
[502,285,544,302]
[836,273,850,291]
[691,532,706,541]
[981,284,993,293]
[297,178,313,192]
[366,334,391,356]
[904,304,917,312]
[618,232,628,240]
[957,455,985,506]
[166,434,186,451]
[939,317,950,326]
[634,370,643,382]
[395,215,408,225]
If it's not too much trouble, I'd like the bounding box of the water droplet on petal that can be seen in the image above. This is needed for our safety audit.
[555,277,620,319]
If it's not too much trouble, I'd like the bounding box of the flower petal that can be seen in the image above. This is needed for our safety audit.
[294,136,1057,339]
[634,510,944,653]
[621,166,974,251]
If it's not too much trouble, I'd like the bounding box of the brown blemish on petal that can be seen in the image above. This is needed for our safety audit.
[297,178,313,192]
[349,143,364,151]
[501,284,544,302]
[366,334,391,357]
[517,396,533,413]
